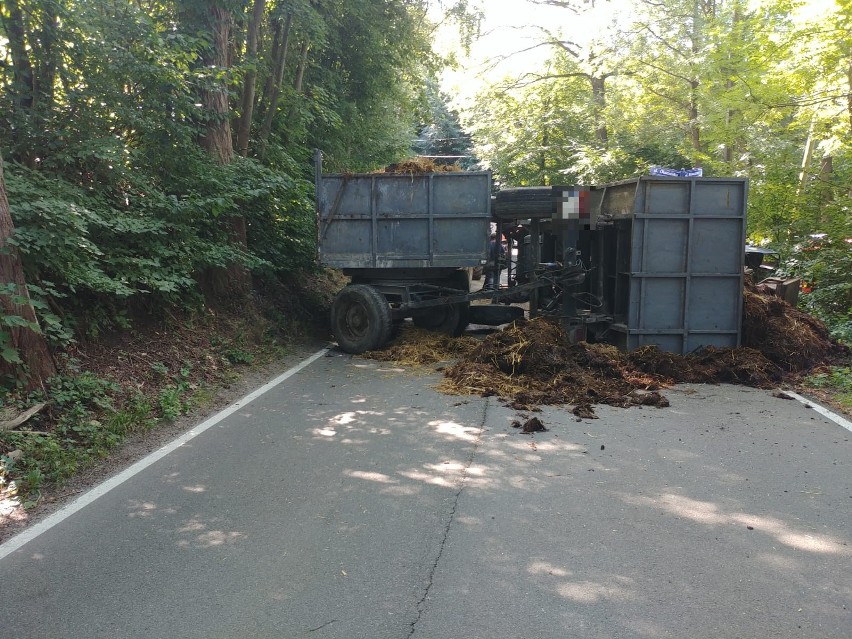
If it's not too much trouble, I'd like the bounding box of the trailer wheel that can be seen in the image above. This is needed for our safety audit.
[331,284,392,354]
[412,271,470,337]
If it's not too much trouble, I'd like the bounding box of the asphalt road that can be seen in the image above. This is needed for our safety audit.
[0,348,849,638]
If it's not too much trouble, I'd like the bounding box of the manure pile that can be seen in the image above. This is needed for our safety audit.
[364,283,846,417]
[742,278,843,372]
[380,158,462,174]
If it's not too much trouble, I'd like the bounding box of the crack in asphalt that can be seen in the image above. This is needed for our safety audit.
[407,397,489,638]
[306,619,337,633]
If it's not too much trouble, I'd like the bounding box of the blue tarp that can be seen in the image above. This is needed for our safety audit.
[649,166,704,177]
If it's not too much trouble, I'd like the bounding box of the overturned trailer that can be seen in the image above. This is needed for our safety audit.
[493,177,748,355]
[316,151,748,356]
[585,177,748,354]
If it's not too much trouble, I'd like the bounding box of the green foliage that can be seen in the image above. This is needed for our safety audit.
[0,346,244,498]
[784,224,852,343]
[413,80,477,168]
[0,282,70,372]
[47,371,118,411]
[300,0,438,171]
[226,157,318,275]
[158,385,188,420]
[0,0,441,357]
[0,371,122,492]
[804,366,852,409]
[222,346,255,365]
[3,151,322,331]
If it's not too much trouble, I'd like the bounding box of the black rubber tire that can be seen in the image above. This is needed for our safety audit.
[330,284,392,354]
[411,271,470,337]
[412,304,464,333]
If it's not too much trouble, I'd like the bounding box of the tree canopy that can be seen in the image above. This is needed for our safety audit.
[0,0,480,384]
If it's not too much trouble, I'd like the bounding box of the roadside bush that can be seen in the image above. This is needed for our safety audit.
[781,203,852,344]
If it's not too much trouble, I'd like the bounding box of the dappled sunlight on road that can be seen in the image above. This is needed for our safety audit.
[622,492,851,555]
[182,484,206,493]
[124,499,246,549]
[377,484,422,496]
[312,409,392,441]
[344,457,500,492]
[528,560,571,577]
[398,468,457,488]
[557,579,635,603]
[429,420,479,442]
[343,470,395,484]
[332,412,358,425]
[126,499,176,518]
[499,436,587,456]
[176,516,246,549]
[525,560,637,605]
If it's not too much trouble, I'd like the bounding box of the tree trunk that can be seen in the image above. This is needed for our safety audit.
[257,12,294,159]
[818,155,833,213]
[847,57,852,197]
[539,132,548,184]
[0,154,56,390]
[847,56,852,134]
[185,2,251,298]
[258,17,284,123]
[198,5,235,165]
[2,0,35,165]
[689,0,705,164]
[723,2,743,167]
[589,75,608,147]
[33,0,59,112]
[797,115,817,195]
[2,0,34,111]
[282,39,311,147]
[235,0,266,157]
[293,40,310,94]
[689,84,701,160]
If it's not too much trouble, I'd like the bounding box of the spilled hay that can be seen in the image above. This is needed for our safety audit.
[365,282,846,418]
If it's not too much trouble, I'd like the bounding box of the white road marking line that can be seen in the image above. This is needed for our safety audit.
[783,391,852,434]
[0,347,330,562]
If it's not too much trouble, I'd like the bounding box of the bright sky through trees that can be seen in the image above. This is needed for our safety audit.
[439,0,839,106]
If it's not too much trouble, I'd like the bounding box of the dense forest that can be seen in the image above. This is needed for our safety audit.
[0,0,479,388]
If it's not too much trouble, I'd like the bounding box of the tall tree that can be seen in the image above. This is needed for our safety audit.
[0,0,64,165]
[178,0,252,296]
[257,10,294,159]
[0,153,56,389]
[235,0,267,157]
[195,2,236,165]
